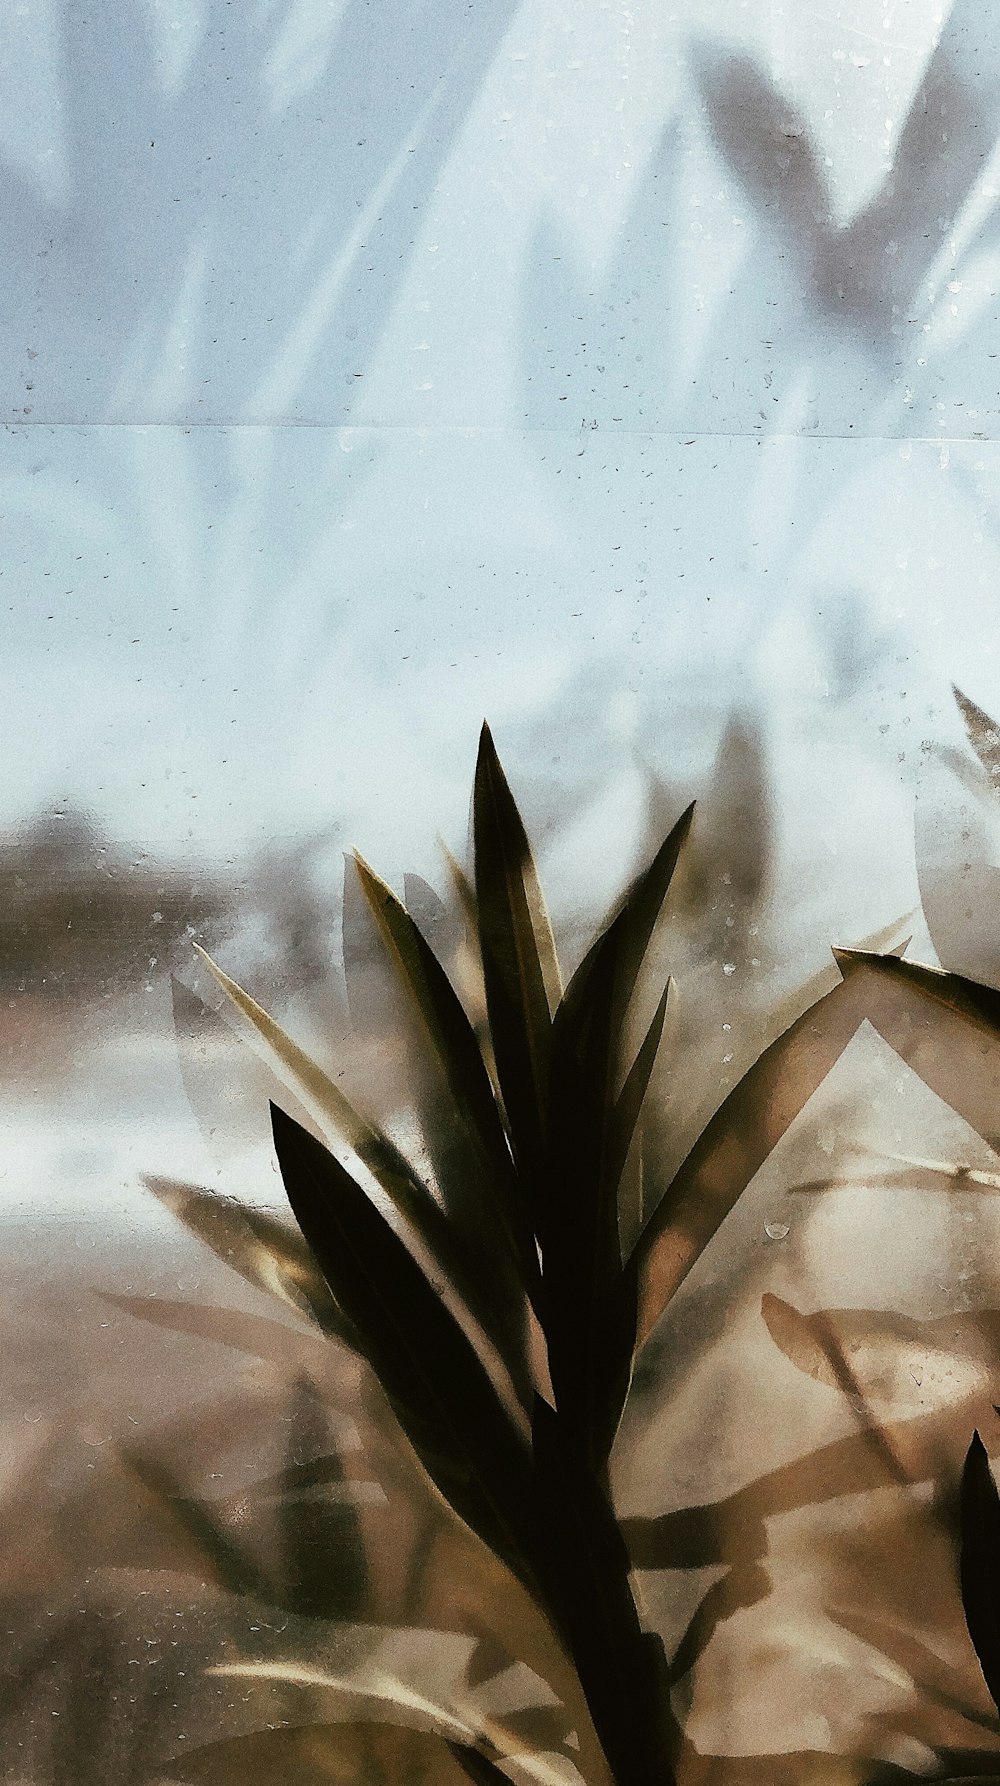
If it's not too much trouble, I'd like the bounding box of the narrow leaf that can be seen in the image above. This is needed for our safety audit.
[354,852,536,1292]
[541,807,691,1465]
[961,1431,1000,1714]
[97,1292,330,1363]
[586,801,694,1040]
[473,724,559,1180]
[608,981,671,1196]
[270,1105,538,1587]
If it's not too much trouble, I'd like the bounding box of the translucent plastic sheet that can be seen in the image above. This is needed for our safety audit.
[6,3,1000,1783]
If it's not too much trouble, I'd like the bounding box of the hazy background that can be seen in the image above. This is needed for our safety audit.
[8,1,1000,1780]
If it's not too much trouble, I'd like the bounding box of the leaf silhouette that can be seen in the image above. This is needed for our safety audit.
[473,724,560,1186]
[353,852,536,1298]
[608,982,671,1199]
[543,804,692,1463]
[270,1103,538,1588]
[762,1294,1000,1413]
[962,1432,1000,1715]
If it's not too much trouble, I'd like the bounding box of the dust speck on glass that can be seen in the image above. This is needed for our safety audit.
[5,2,1000,1782]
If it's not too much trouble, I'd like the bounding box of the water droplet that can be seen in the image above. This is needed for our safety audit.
[723,962,736,976]
[764,1220,789,1240]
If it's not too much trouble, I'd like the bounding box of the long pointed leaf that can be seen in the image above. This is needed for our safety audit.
[270,1104,538,1588]
[542,808,691,1463]
[576,801,694,1042]
[608,981,672,1197]
[473,724,559,1181]
[96,1292,330,1363]
[354,853,536,1295]
[961,1432,1000,1714]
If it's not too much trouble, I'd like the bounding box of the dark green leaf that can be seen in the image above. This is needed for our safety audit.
[961,1431,1000,1714]
[270,1104,538,1588]
[473,723,560,1183]
[354,852,537,1299]
[608,981,671,1197]
[542,807,691,1463]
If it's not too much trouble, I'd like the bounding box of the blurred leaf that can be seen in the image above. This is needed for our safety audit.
[97,1291,329,1363]
[629,951,1000,1345]
[962,1432,1000,1714]
[954,686,1000,793]
[441,840,479,938]
[122,1446,277,1602]
[473,724,560,1185]
[209,1655,480,1741]
[271,1105,538,1588]
[280,1375,368,1621]
[405,871,463,960]
[193,948,517,1370]
[354,853,537,1299]
[832,1605,997,1735]
[688,39,829,246]
[140,1173,346,1336]
[762,1294,1000,1413]
[790,1150,1000,1197]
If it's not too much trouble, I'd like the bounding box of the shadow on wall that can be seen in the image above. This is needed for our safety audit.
[0,0,519,424]
[521,0,1000,439]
